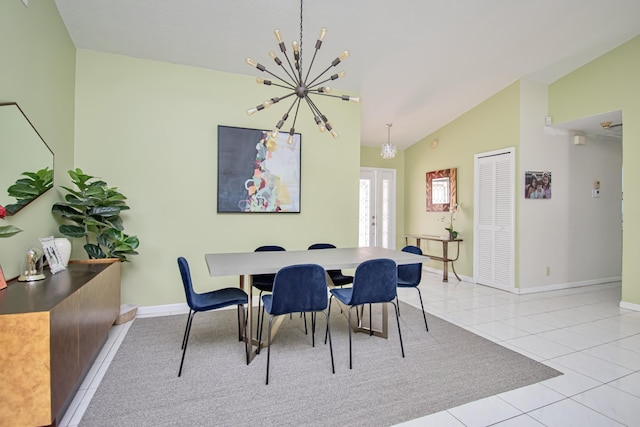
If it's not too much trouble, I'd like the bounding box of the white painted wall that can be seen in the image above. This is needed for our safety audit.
[519,80,622,290]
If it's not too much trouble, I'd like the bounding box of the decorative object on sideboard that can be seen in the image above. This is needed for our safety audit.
[381,123,397,159]
[40,236,66,274]
[438,202,460,240]
[54,237,72,267]
[51,168,140,262]
[245,0,359,143]
[18,247,45,282]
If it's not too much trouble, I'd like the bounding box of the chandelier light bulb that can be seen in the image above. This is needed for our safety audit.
[318,28,327,42]
[262,100,274,108]
[292,40,300,54]
[274,29,283,43]
[319,86,331,93]
[329,129,339,139]
[339,51,350,61]
[246,57,257,67]
[247,107,258,115]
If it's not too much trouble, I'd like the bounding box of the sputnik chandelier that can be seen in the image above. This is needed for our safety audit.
[381,123,397,159]
[245,0,359,144]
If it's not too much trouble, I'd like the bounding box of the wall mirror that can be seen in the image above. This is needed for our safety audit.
[0,103,54,215]
[426,168,457,212]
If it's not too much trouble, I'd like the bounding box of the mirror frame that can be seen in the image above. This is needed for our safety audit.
[426,168,457,212]
[0,102,54,215]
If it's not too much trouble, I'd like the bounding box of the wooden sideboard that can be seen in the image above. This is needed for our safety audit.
[0,260,120,427]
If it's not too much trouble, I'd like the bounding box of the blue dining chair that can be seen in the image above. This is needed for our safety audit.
[397,245,428,331]
[251,245,287,347]
[307,243,354,287]
[177,257,249,377]
[329,258,405,369]
[262,263,335,385]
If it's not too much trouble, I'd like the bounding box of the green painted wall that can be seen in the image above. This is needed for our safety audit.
[402,82,521,280]
[0,1,76,279]
[549,35,640,305]
[74,50,361,305]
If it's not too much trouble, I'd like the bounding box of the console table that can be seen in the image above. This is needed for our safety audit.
[405,234,463,282]
[0,260,120,427]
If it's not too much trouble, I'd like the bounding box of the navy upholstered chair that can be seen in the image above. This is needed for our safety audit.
[262,263,335,384]
[252,245,286,343]
[307,243,354,287]
[177,257,249,377]
[397,245,428,331]
[329,258,405,369]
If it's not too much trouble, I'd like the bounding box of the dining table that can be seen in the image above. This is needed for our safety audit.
[204,246,428,363]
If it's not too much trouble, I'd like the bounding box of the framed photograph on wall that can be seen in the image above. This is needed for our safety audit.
[217,125,301,213]
[524,171,552,199]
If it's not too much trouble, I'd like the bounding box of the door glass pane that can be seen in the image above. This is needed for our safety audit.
[381,179,389,248]
[359,179,370,247]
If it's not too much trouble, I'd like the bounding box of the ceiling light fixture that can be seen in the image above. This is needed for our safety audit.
[245,0,359,144]
[381,123,397,159]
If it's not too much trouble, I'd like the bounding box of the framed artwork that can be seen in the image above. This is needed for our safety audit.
[39,236,65,274]
[524,171,551,199]
[217,125,301,213]
[426,168,457,212]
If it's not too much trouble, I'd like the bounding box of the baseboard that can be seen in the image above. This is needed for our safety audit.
[620,301,640,312]
[516,277,622,294]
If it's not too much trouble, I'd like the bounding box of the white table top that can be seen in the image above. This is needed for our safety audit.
[204,246,427,277]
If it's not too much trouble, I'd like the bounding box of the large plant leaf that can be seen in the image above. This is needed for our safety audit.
[59,224,86,238]
[0,225,22,237]
[84,244,106,259]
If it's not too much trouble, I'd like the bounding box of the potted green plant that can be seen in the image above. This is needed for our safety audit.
[51,168,140,262]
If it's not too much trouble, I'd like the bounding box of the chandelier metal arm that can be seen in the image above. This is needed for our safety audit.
[306,61,341,88]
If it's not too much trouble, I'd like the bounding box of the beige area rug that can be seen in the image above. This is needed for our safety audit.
[80,302,561,426]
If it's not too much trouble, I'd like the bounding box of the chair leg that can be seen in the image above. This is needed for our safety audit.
[236,305,243,341]
[324,296,333,345]
[181,309,193,350]
[241,305,249,365]
[321,311,335,374]
[396,295,401,317]
[266,316,274,385]
[348,307,354,369]
[257,303,266,355]
[369,303,373,336]
[391,301,405,358]
[311,312,316,347]
[304,312,308,335]
[178,310,196,377]
[256,290,264,347]
[415,287,429,331]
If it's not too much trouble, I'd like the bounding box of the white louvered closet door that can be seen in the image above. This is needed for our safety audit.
[474,148,515,290]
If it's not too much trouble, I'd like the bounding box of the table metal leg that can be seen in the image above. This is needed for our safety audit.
[442,242,449,282]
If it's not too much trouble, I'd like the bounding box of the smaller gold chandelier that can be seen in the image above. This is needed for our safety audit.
[381,123,397,159]
[246,0,359,144]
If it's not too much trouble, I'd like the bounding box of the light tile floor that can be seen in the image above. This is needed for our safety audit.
[60,272,640,427]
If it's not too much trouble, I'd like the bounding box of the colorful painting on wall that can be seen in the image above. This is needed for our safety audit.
[217,125,301,213]
[524,171,552,199]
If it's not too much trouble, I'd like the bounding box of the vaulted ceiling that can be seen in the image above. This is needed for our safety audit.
[54,0,640,149]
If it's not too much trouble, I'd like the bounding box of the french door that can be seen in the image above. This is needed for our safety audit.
[359,168,396,248]
[474,148,515,290]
